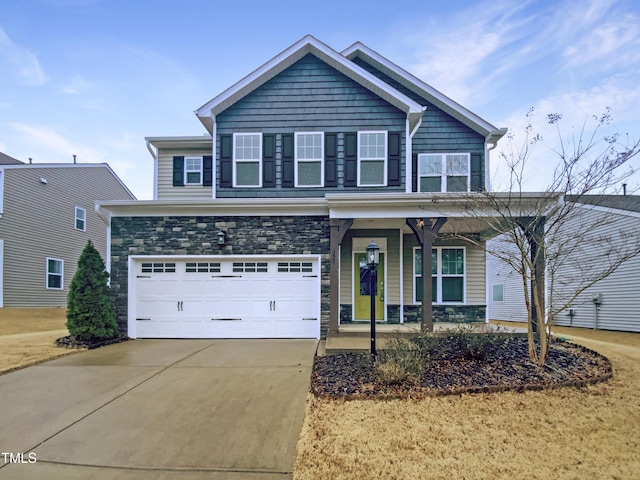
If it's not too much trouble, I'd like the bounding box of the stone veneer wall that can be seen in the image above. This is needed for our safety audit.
[110,216,331,337]
[403,305,487,323]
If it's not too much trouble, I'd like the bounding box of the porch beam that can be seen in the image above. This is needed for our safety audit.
[329,218,353,333]
[406,217,447,332]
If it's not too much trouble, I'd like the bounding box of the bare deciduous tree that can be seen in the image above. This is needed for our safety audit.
[460,108,640,366]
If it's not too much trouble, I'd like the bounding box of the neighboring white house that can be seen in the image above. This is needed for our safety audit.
[488,195,640,332]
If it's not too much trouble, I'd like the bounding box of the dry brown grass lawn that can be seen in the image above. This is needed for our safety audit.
[0,308,84,375]
[295,325,640,480]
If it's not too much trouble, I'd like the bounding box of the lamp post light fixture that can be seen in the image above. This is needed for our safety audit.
[366,241,380,357]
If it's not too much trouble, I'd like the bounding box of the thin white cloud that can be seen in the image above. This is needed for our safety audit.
[8,122,106,163]
[61,75,92,95]
[0,27,47,86]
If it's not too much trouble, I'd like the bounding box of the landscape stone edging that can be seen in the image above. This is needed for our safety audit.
[310,340,613,401]
[56,335,129,350]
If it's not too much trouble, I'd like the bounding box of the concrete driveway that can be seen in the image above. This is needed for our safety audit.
[0,339,317,479]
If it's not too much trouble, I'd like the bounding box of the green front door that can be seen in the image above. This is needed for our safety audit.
[353,253,385,321]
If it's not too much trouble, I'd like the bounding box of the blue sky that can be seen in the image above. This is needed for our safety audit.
[1,0,639,199]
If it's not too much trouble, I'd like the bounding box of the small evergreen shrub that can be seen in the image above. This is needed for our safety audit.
[66,240,119,342]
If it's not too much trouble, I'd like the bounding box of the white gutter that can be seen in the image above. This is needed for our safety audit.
[146,139,159,200]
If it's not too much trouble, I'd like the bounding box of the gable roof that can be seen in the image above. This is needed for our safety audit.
[195,35,425,134]
[1,163,136,200]
[341,42,506,143]
[195,35,506,145]
[0,152,24,165]
[568,195,640,214]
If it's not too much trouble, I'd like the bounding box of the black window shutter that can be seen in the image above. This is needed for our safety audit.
[282,133,294,188]
[219,135,232,188]
[263,134,276,188]
[412,153,418,192]
[173,156,184,187]
[203,156,213,187]
[388,132,401,186]
[344,132,357,187]
[470,153,483,192]
[324,133,337,187]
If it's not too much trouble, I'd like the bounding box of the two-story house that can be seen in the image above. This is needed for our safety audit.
[0,156,135,307]
[98,35,513,340]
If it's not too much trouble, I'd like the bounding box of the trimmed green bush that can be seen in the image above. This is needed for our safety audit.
[66,240,119,342]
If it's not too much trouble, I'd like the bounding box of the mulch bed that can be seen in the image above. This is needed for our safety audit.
[312,337,613,400]
[56,335,129,350]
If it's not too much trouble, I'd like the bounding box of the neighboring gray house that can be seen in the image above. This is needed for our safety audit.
[488,195,640,332]
[98,35,516,340]
[0,158,135,307]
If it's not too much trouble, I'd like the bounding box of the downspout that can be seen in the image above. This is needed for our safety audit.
[146,140,159,200]
[95,204,112,278]
[484,130,507,192]
[406,107,426,193]
[211,111,217,199]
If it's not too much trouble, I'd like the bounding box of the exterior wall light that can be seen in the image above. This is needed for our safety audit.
[216,231,227,247]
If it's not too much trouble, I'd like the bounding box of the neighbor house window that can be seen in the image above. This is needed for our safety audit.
[295,132,323,187]
[184,156,203,185]
[414,247,465,303]
[46,258,64,289]
[358,131,387,186]
[233,133,262,187]
[74,206,86,231]
[493,284,504,302]
[418,153,470,192]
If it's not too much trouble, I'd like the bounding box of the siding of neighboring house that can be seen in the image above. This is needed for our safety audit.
[156,147,213,200]
[487,203,640,332]
[215,53,407,198]
[486,249,529,323]
[0,165,134,307]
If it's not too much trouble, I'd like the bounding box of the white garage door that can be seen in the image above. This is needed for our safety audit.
[130,256,320,339]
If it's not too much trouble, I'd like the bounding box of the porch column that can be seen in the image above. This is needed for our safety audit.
[329,218,353,334]
[406,217,447,332]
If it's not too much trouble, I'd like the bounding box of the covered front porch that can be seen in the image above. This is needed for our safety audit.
[325,193,546,338]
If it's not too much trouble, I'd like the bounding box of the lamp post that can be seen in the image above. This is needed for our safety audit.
[366,241,380,357]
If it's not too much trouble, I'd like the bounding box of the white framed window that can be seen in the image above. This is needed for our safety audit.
[0,169,4,216]
[74,206,86,231]
[46,258,64,290]
[413,246,465,304]
[233,133,262,187]
[295,132,324,187]
[418,153,470,192]
[492,284,504,302]
[184,156,203,185]
[358,131,387,186]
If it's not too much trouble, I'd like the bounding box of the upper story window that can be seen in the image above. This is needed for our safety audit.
[358,131,387,186]
[414,247,465,304]
[233,133,262,187]
[295,132,324,187]
[46,257,64,290]
[185,157,203,185]
[74,207,86,231]
[418,153,470,192]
